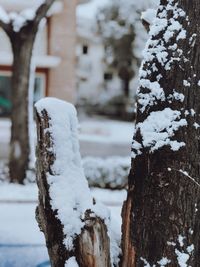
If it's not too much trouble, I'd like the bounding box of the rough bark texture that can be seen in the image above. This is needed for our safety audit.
[0,0,55,183]
[35,107,111,267]
[121,0,200,266]
[9,30,36,183]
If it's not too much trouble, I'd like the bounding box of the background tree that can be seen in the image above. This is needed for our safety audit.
[0,0,56,183]
[97,0,157,100]
[121,0,200,266]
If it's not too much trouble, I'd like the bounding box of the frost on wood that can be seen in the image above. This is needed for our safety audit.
[0,0,47,32]
[122,0,200,266]
[131,0,191,158]
[35,98,92,247]
[135,108,187,153]
[35,98,112,267]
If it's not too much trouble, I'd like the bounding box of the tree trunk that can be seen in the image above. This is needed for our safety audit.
[121,0,200,266]
[9,31,36,183]
[0,0,56,183]
[35,100,112,267]
[123,78,130,98]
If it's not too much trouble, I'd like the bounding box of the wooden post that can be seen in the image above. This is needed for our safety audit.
[35,98,112,267]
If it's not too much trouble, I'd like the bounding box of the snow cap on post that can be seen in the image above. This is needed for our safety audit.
[35,97,93,248]
[35,97,112,267]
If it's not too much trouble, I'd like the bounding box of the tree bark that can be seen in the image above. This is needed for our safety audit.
[123,78,130,98]
[35,105,111,267]
[9,31,36,183]
[121,0,200,266]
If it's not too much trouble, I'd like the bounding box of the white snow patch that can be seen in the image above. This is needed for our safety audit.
[189,228,194,235]
[65,257,79,267]
[193,122,200,129]
[177,29,186,40]
[141,8,157,26]
[167,241,176,246]
[190,109,195,116]
[138,79,165,112]
[136,108,187,152]
[187,244,194,254]
[131,140,142,158]
[183,80,191,87]
[140,257,151,267]
[175,249,189,267]
[178,235,185,247]
[157,257,171,266]
[0,6,10,23]
[168,90,185,102]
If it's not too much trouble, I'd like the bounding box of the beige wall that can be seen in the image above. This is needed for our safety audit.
[0,0,77,104]
[48,0,77,103]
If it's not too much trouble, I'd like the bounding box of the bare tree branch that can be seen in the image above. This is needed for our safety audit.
[0,0,57,38]
[33,0,56,28]
[0,8,12,37]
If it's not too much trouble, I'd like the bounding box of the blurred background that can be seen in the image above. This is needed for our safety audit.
[0,0,157,266]
[0,0,155,161]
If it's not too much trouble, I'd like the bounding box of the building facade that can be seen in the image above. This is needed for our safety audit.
[0,0,87,117]
[76,16,133,108]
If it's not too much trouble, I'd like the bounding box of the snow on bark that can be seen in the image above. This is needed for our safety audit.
[0,0,45,32]
[0,6,10,23]
[122,0,200,265]
[138,0,187,110]
[135,108,187,153]
[141,8,157,27]
[35,97,95,248]
[131,0,190,158]
[10,9,36,32]
[65,257,79,267]
[35,98,115,267]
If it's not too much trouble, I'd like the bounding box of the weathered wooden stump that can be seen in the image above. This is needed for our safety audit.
[35,98,112,267]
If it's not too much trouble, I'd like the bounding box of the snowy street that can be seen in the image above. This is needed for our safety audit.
[0,117,134,159]
[0,184,126,267]
[0,115,130,266]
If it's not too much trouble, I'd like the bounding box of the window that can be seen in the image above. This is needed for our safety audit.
[34,74,46,103]
[104,72,113,81]
[0,73,11,117]
[0,71,46,117]
[82,45,88,55]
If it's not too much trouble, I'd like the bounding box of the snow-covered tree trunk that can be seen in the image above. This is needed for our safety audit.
[0,0,55,183]
[121,0,200,266]
[35,98,112,267]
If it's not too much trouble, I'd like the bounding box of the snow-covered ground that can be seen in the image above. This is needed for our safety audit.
[0,183,126,267]
[0,117,133,159]
[0,114,130,266]
[79,118,133,144]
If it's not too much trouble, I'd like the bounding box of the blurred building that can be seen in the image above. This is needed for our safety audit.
[0,0,89,117]
[76,16,123,107]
